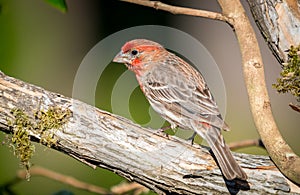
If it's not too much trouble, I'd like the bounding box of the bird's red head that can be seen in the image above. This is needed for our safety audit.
[113,39,166,74]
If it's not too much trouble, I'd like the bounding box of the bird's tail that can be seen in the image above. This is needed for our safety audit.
[201,127,247,180]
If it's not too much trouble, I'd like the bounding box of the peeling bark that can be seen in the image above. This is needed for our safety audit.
[247,0,300,62]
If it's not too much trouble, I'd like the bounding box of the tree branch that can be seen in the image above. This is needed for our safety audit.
[16,167,110,194]
[247,0,300,63]
[0,72,298,194]
[228,139,264,151]
[111,182,148,194]
[120,0,232,24]
[289,103,300,113]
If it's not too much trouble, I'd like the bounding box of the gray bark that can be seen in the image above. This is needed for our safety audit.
[0,71,298,194]
[247,0,300,63]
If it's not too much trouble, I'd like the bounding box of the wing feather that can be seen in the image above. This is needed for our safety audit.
[139,55,228,130]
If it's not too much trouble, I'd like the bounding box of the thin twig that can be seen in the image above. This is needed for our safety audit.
[111,182,149,195]
[289,103,300,113]
[120,0,232,24]
[228,139,264,150]
[17,167,110,194]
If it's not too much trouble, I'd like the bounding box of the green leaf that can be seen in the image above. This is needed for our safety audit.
[44,0,68,13]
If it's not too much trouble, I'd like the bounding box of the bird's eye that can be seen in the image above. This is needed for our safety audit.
[131,49,138,56]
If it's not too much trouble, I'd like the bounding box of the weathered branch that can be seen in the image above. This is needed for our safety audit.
[247,0,300,63]
[0,72,298,194]
[118,0,300,186]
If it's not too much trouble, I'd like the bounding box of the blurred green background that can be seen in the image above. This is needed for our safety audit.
[0,0,299,194]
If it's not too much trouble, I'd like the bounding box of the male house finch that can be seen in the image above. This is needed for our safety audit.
[113,39,247,180]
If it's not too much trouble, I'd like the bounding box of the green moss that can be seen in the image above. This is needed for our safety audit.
[7,106,72,174]
[273,45,300,101]
[9,108,35,172]
[34,107,72,147]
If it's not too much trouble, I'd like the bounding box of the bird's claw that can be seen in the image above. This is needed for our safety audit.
[186,132,197,145]
[154,126,171,138]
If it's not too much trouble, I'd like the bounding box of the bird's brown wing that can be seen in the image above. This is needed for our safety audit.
[141,61,228,130]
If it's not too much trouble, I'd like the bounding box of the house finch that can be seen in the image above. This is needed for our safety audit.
[113,39,247,180]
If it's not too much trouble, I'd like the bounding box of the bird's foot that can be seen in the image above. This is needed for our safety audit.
[186,132,197,145]
[154,126,171,138]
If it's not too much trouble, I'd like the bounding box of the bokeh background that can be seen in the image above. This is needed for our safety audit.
[0,0,298,194]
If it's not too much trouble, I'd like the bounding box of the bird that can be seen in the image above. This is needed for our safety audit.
[113,39,247,180]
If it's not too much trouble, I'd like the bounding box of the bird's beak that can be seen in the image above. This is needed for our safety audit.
[113,51,129,64]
